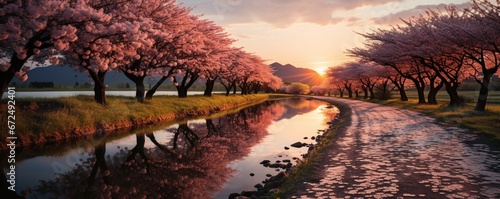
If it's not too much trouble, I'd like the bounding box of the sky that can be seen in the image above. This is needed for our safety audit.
[177,0,470,75]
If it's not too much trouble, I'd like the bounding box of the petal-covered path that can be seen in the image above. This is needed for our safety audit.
[290,97,500,199]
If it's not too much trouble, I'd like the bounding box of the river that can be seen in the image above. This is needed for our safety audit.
[1,97,339,199]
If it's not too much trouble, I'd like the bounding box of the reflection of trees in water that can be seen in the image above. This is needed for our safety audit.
[277,98,327,120]
[31,101,286,198]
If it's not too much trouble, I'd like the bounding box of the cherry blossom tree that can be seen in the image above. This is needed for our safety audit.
[196,25,234,97]
[264,75,283,93]
[407,9,477,106]
[165,18,233,98]
[0,0,105,97]
[62,0,156,104]
[350,30,437,103]
[326,64,358,98]
[218,48,245,96]
[354,8,474,106]
[437,0,500,110]
[325,75,346,97]
[116,0,191,102]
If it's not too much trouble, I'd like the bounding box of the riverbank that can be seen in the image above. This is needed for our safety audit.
[0,94,269,151]
[272,96,353,198]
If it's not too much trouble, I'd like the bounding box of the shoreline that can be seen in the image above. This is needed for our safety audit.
[0,94,269,151]
[274,96,353,197]
[229,96,353,198]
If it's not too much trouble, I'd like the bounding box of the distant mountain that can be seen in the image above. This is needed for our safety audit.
[10,63,324,87]
[10,65,161,87]
[270,62,323,85]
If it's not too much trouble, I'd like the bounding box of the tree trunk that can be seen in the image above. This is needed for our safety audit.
[177,87,188,98]
[135,80,146,103]
[427,82,443,105]
[0,71,16,99]
[369,88,375,100]
[204,79,216,97]
[0,71,15,99]
[174,71,199,98]
[93,83,106,105]
[239,83,248,95]
[399,90,408,101]
[253,84,261,94]
[89,70,107,105]
[412,79,426,104]
[220,81,231,96]
[444,83,461,107]
[233,83,237,94]
[391,78,408,101]
[474,72,493,111]
[0,55,29,98]
[122,70,146,102]
[379,80,391,100]
[346,87,353,98]
[363,87,368,99]
[145,76,168,100]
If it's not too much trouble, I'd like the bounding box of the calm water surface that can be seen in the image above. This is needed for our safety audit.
[2,98,339,199]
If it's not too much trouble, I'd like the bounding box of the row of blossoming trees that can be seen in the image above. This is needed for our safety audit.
[0,0,282,104]
[325,0,500,111]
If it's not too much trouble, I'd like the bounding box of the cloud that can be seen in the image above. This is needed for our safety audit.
[373,2,471,25]
[179,0,403,27]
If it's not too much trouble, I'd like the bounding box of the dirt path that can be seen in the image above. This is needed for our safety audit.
[290,97,500,199]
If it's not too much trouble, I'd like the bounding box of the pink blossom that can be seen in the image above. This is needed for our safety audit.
[54,39,67,51]
[34,41,42,47]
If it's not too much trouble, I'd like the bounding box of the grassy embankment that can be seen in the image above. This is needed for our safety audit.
[273,97,352,198]
[352,90,500,141]
[0,94,269,146]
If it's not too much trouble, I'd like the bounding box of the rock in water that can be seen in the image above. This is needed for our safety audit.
[254,183,264,189]
[260,160,271,165]
[291,142,304,148]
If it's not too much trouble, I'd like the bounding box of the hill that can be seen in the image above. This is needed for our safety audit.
[270,62,323,85]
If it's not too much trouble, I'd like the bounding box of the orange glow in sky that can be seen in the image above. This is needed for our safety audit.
[179,0,470,73]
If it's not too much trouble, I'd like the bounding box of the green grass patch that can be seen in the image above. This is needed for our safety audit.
[0,94,268,139]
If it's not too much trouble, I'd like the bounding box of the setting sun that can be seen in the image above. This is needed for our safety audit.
[314,66,328,76]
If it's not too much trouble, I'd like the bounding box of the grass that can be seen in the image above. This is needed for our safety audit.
[272,98,352,198]
[0,94,269,139]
